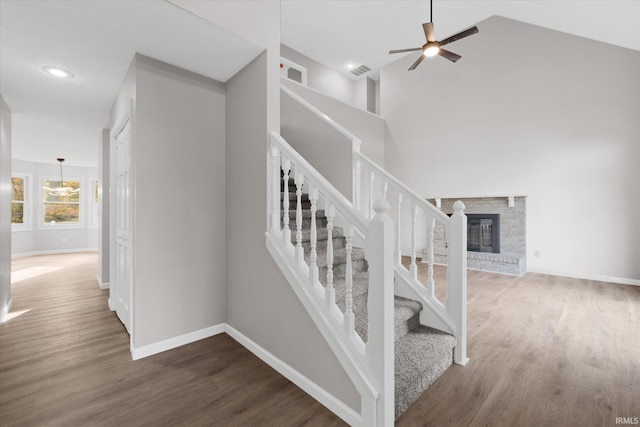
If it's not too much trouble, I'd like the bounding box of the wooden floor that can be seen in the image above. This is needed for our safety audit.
[0,253,344,426]
[398,259,640,426]
[2,253,639,426]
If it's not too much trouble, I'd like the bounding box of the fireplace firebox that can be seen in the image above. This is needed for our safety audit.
[467,214,500,253]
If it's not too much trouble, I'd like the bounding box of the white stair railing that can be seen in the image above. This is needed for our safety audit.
[353,152,468,366]
[266,132,394,426]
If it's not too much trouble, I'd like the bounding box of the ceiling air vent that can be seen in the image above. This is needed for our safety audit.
[349,65,371,76]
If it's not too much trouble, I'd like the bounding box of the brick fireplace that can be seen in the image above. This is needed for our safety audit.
[425,196,526,275]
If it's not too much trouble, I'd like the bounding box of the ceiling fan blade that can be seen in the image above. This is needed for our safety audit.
[438,48,461,62]
[423,22,435,42]
[389,47,423,54]
[440,26,479,47]
[408,54,425,71]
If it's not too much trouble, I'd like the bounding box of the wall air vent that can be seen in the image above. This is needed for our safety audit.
[349,65,371,76]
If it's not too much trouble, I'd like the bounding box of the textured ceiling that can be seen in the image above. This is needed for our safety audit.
[0,0,262,167]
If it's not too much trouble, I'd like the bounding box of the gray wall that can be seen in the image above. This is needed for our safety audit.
[11,159,99,256]
[381,16,640,282]
[281,44,357,107]
[130,55,227,348]
[226,52,360,411]
[0,95,11,322]
[98,129,110,286]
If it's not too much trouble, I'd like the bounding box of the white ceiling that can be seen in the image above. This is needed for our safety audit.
[0,0,262,167]
[2,1,640,167]
[282,0,640,80]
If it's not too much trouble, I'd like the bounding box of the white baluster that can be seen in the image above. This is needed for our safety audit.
[270,144,280,233]
[325,204,336,309]
[381,180,388,201]
[368,170,375,220]
[395,193,403,265]
[309,185,319,284]
[282,159,291,246]
[410,202,418,280]
[353,158,361,212]
[344,223,355,337]
[426,217,436,297]
[295,171,304,264]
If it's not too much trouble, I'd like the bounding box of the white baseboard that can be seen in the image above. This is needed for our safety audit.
[12,248,99,259]
[224,323,361,427]
[131,323,225,361]
[97,275,109,289]
[527,268,640,286]
[0,298,13,324]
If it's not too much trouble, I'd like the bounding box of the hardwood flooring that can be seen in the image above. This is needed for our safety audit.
[2,253,638,426]
[397,259,640,427]
[1,253,344,426]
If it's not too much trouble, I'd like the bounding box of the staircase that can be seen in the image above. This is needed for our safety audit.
[269,84,467,426]
[282,176,456,418]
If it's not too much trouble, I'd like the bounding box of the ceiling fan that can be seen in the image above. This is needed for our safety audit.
[389,0,479,70]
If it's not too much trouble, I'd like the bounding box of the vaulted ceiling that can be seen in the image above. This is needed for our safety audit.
[1,1,639,166]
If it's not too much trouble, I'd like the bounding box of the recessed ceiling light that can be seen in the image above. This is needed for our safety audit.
[42,66,74,79]
[346,63,356,70]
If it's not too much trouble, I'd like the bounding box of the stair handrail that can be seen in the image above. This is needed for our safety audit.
[267,131,395,425]
[353,150,468,366]
[270,132,368,234]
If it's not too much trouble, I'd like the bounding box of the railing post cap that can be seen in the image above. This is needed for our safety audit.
[373,198,390,215]
[453,200,466,213]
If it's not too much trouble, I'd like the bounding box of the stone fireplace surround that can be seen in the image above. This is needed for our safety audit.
[424,196,527,275]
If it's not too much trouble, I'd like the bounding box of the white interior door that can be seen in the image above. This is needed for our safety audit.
[111,115,132,334]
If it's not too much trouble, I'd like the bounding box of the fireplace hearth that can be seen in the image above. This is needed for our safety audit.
[467,214,500,254]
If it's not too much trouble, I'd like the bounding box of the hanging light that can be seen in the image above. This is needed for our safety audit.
[43,158,80,197]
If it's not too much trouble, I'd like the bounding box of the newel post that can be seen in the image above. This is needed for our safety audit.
[448,201,469,365]
[366,198,394,426]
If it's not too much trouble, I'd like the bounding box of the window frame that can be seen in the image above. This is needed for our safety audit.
[88,179,100,229]
[11,173,32,232]
[39,176,84,230]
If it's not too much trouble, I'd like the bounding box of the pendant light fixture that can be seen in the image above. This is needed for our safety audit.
[43,158,80,197]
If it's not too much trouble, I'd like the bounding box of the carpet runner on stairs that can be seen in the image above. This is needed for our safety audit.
[281,176,456,418]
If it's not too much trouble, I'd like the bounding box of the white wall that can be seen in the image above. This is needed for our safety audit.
[281,44,357,107]
[171,0,362,414]
[226,52,360,413]
[98,129,109,287]
[11,159,99,257]
[381,16,640,283]
[124,54,227,348]
[0,95,12,323]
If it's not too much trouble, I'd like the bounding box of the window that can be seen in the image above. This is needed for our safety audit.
[11,176,27,225]
[11,174,31,230]
[42,178,81,226]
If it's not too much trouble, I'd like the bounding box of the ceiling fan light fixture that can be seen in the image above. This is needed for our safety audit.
[423,43,440,57]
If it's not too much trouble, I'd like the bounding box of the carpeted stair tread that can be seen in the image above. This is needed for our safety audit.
[393,297,423,342]
[310,246,367,268]
[394,325,456,418]
[281,209,326,220]
[292,226,344,243]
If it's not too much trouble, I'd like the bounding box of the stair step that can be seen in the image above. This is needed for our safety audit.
[281,209,326,220]
[283,216,329,229]
[393,297,423,342]
[281,192,310,202]
[395,326,456,418]
[290,226,344,243]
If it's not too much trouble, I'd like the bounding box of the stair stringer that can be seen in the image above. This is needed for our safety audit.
[266,231,379,427]
[393,267,455,337]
